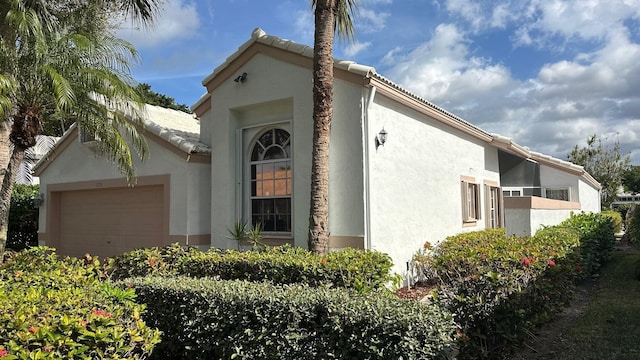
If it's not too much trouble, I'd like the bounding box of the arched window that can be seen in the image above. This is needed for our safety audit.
[250,128,292,232]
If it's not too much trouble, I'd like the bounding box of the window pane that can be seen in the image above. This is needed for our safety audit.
[251,144,264,161]
[275,129,289,146]
[263,163,275,180]
[274,180,287,196]
[251,180,257,197]
[274,161,288,179]
[264,146,286,160]
[255,181,263,196]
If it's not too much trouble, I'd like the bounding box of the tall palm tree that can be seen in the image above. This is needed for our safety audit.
[308,0,356,254]
[0,0,160,260]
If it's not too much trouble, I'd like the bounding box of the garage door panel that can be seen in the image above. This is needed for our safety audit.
[57,185,164,258]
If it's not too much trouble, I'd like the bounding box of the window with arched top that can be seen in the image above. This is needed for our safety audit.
[249,128,292,233]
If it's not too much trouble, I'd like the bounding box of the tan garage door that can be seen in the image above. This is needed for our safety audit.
[57,185,164,258]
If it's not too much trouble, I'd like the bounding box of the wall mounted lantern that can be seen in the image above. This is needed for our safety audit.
[234,72,247,83]
[375,128,387,149]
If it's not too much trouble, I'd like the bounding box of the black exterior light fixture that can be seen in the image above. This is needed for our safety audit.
[234,72,247,83]
[375,127,387,149]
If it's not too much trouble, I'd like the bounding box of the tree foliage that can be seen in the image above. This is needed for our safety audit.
[568,134,631,208]
[135,83,192,113]
[0,0,162,261]
[622,166,640,193]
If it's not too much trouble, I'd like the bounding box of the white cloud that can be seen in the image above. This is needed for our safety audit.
[292,9,315,44]
[116,0,201,48]
[386,24,513,104]
[357,8,390,33]
[383,15,640,163]
[344,41,372,57]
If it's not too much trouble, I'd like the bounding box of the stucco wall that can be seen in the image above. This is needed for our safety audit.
[505,208,575,237]
[203,53,364,249]
[37,133,211,239]
[578,179,601,212]
[366,94,501,275]
[539,165,580,201]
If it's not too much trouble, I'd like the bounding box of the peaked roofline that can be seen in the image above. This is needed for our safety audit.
[193,28,600,191]
[33,104,211,176]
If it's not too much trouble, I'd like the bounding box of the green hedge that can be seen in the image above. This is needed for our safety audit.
[7,184,39,251]
[107,243,199,280]
[559,212,616,276]
[117,276,456,360]
[413,212,616,359]
[109,244,397,293]
[626,205,640,244]
[416,228,580,359]
[0,247,160,359]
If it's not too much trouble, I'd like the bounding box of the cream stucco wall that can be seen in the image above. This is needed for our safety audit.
[37,134,211,239]
[365,94,501,275]
[505,208,576,237]
[203,53,364,249]
[578,179,601,212]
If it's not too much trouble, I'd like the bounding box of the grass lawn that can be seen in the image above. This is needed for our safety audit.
[553,245,640,359]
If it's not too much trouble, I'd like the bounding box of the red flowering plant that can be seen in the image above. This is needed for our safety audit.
[412,240,439,282]
[0,247,160,359]
[420,227,584,358]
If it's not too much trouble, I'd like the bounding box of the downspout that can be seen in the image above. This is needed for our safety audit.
[362,85,377,250]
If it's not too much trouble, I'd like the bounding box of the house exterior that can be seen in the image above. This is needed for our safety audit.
[35,28,600,275]
[34,105,211,258]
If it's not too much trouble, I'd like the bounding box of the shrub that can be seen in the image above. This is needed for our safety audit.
[7,184,39,251]
[601,210,623,234]
[626,205,640,244]
[414,228,581,359]
[559,212,616,276]
[177,245,396,292]
[0,247,160,359]
[117,276,456,360]
[107,243,199,281]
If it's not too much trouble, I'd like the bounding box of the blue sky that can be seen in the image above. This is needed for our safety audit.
[117,0,640,164]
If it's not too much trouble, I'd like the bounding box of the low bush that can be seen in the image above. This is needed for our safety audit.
[601,210,623,234]
[414,228,581,359]
[413,212,616,359]
[117,276,456,360]
[111,244,397,293]
[559,212,616,276]
[0,247,160,359]
[107,243,199,281]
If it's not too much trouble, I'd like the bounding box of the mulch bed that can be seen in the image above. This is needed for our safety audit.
[394,280,437,301]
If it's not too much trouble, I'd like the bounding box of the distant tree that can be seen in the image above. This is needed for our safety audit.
[622,166,640,193]
[135,83,192,113]
[568,134,631,208]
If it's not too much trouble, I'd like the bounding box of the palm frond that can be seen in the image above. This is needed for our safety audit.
[311,0,358,42]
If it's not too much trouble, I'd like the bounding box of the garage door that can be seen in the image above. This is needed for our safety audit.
[56,185,164,258]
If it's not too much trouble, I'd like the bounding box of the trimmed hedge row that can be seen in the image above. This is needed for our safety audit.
[118,276,457,360]
[0,248,160,359]
[109,244,398,293]
[413,212,615,359]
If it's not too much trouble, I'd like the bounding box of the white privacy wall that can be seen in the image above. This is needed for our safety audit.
[365,94,501,275]
[505,208,575,237]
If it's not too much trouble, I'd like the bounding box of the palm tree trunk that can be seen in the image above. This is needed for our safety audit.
[0,145,24,262]
[308,0,337,255]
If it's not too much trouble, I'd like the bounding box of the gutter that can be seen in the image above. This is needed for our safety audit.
[362,85,377,250]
